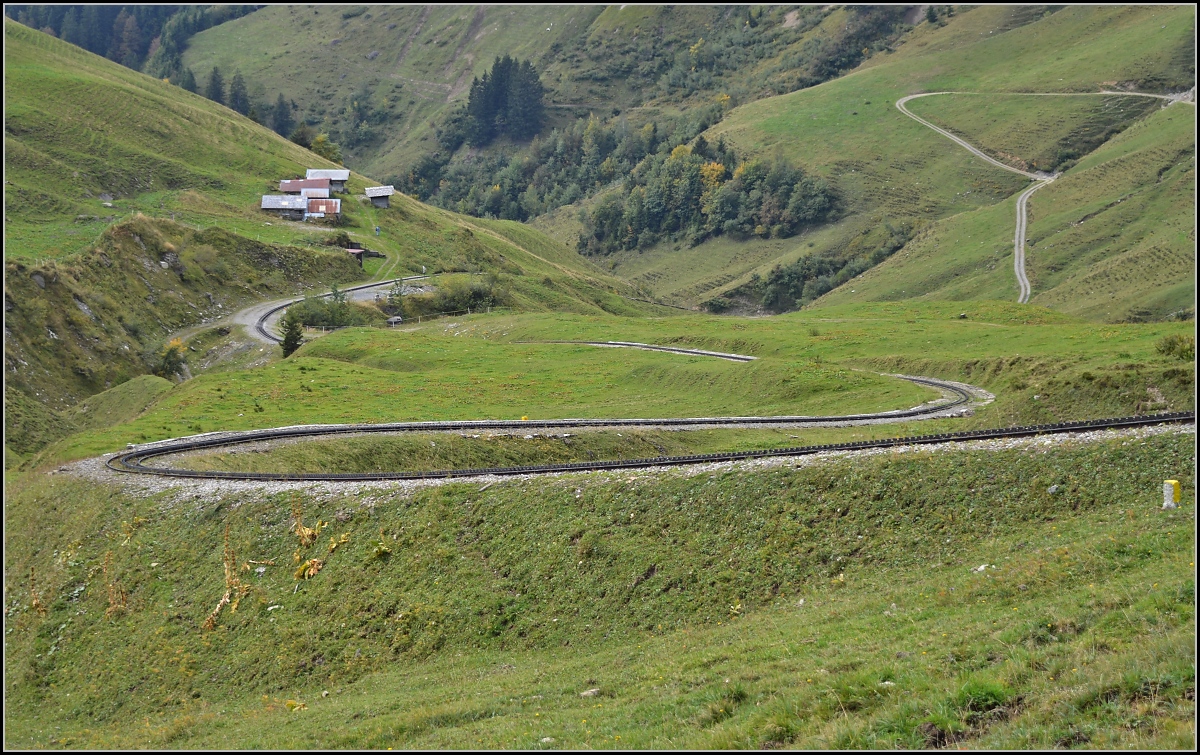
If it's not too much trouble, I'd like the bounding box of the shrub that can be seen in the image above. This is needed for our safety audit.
[153,338,186,378]
[1156,333,1195,361]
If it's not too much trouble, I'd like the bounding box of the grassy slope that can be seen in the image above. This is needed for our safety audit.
[4,431,1193,748]
[180,5,607,173]
[817,104,1195,320]
[657,5,1195,314]
[27,301,1195,468]
[4,19,665,458]
[4,18,346,262]
[179,5,848,178]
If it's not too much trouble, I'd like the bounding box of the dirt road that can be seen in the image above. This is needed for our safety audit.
[895,89,1191,304]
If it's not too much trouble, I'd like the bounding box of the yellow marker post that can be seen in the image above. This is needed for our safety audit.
[1163,480,1181,510]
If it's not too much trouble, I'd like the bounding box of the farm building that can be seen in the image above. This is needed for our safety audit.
[300,187,329,199]
[280,178,331,194]
[305,197,341,220]
[260,194,307,220]
[345,248,364,266]
[306,169,350,192]
[364,185,395,208]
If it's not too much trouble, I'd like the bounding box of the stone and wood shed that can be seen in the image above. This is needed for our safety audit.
[365,185,395,208]
[306,169,350,193]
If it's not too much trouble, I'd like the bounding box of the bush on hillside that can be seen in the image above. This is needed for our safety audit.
[1156,334,1195,361]
[153,338,187,378]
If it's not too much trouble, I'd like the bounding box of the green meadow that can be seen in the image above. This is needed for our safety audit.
[5,430,1193,748]
[26,302,1194,470]
[4,5,1195,749]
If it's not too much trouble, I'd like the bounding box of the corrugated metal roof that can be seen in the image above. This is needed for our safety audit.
[307,198,341,215]
[280,178,331,193]
[299,187,330,198]
[306,169,350,181]
[364,185,395,198]
[261,195,307,210]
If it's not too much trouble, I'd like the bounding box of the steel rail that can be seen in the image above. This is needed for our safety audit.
[254,274,438,343]
[103,368,1192,483]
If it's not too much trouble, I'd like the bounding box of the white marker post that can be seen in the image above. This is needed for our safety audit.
[1162,479,1181,510]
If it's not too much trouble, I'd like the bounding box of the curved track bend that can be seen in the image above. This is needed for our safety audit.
[106,408,1192,482]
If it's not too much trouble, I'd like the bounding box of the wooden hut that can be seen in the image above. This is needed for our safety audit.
[365,185,395,208]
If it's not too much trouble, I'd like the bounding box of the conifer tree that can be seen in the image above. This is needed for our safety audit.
[80,6,103,55]
[116,13,142,69]
[272,93,294,136]
[205,66,225,105]
[60,7,85,48]
[228,70,250,115]
[179,67,197,93]
[280,314,304,358]
[106,8,130,60]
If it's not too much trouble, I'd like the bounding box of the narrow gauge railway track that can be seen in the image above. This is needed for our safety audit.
[106,374,1192,483]
[254,275,437,343]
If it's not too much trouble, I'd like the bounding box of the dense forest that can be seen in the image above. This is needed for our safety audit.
[393,104,726,222]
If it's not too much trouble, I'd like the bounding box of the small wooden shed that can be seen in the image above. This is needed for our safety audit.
[365,185,396,208]
[305,197,341,220]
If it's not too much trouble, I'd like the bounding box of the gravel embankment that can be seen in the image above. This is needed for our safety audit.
[60,423,1193,509]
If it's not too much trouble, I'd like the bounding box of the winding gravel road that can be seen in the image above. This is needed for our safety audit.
[896,89,1193,304]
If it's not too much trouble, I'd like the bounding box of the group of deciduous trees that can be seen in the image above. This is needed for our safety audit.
[578,140,835,255]
[395,105,726,223]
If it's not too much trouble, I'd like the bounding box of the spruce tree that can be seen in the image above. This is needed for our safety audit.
[116,13,142,69]
[60,7,85,48]
[80,6,102,54]
[280,314,304,358]
[179,67,197,93]
[228,70,250,115]
[272,93,294,136]
[107,9,130,60]
[204,66,225,105]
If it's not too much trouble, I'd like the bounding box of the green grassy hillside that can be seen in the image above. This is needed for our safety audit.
[817,103,1195,320]
[178,5,880,178]
[660,4,1196,315]
[4,425,1193,748]
[3,18,658,457]
[180,5,604,172]
[25,301,1195,471]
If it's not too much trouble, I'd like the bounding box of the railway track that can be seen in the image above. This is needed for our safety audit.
[253,274,439,343]
[105,372,1192,482]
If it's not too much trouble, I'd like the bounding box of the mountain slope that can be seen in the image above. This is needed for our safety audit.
[3,19,654,454]
[664,4,1195,316]
[816,101,1195,320]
